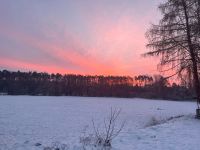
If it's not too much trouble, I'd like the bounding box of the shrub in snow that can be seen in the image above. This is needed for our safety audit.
[43,142,69,150]
[145,115,184,128]
[80,108,125,150]
[80,133,94,149]
[93,108,125,148]
[80,135,113,150]
[145,117,161,127]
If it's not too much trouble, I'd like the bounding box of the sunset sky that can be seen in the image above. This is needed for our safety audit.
[0,0,162,76]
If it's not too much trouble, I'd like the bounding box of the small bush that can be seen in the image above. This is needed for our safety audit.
[145,115,184,127]
[80,108,125,150]
[145,117,162,127]
[43,142,69,150]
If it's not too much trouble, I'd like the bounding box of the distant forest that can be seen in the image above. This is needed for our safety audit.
[0,70,194,100]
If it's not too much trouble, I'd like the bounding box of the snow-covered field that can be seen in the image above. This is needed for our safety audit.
[0,96,199,150]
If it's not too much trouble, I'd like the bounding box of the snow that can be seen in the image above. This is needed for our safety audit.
[0,96,199,150]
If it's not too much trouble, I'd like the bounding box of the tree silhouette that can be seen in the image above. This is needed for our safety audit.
[145,0,200,110]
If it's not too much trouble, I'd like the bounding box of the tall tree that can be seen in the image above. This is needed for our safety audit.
[145,0,200,109]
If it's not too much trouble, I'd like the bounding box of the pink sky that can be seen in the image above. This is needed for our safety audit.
[0,0,161,76]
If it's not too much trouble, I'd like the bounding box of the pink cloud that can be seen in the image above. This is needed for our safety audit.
[0,14,159,76]
[0,26,124,75]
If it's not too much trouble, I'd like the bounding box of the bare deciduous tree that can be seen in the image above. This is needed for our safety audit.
[145,0,200,112]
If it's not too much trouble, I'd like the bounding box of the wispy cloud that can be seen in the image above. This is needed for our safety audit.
[0,0,161,76]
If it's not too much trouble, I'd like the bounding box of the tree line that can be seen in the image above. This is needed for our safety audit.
[0,70,193,100]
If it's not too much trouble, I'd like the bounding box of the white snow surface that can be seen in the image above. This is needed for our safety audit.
[0,96,199,150]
